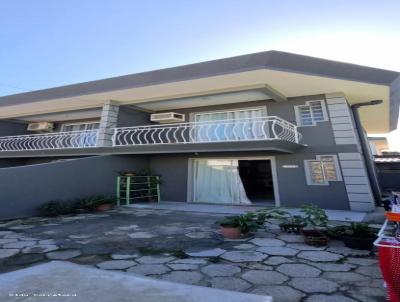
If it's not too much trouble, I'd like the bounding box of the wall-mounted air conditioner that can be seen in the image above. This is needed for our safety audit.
[150,112,185,123]
[27,122,54,132]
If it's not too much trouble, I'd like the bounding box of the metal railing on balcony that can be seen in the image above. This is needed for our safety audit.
[0,130,98,152]
[112,116,301,147]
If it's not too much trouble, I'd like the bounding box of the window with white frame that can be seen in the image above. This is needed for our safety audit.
[61,122,100,132]
[295,100,327,126]
[304,155,342,185]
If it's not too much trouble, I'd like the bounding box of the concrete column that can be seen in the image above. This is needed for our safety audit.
[97,101,120,147]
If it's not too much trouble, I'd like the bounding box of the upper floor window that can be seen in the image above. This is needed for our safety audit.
[61,122,100,132]
[295,100,328,127]
[304,155,342,185]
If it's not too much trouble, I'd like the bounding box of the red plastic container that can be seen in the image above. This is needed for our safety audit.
[378,240,400,302]
[386,212,400,222]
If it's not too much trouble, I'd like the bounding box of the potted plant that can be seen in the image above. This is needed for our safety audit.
[326,225,348,240]
[342,222,377,250]
[301,204,329,246]
[74,195,115,212]
[218,212,265,239]
[279,215,307,234]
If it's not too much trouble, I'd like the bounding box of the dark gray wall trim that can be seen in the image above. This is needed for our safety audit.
[1,51,398,108]
[390,75,400,130]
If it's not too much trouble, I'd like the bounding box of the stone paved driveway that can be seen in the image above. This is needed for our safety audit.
[0,207,385,302]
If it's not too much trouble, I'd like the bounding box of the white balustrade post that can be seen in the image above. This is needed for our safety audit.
[97,101,119,147]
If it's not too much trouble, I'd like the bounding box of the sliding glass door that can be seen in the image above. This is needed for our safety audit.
[193,159,251,205]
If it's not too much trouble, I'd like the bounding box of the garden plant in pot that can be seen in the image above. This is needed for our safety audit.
[218,212,266,239]
[342,222,377,250]
[301,204,329,246]
[75,195,115,212]
[279,215,307,234]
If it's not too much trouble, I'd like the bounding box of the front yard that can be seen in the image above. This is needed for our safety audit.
[0,207,384,302]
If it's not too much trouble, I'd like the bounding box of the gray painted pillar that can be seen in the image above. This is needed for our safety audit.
[97,101,120,147]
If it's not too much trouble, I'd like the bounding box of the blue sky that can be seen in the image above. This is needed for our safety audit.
[1,0,399,97]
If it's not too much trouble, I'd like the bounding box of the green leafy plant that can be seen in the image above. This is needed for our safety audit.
[74,195,115,212]
[343,222,376,238]
[218,212,265,234]
[301,203,328,229]
[279,215,307,233]
[38,201,74,217]
[326,225,349,239]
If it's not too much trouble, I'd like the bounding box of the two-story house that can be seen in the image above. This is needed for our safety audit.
[0,51,399,218]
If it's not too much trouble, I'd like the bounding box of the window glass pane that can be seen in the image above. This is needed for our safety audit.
[309,161,325,184]
[320,156,338,181]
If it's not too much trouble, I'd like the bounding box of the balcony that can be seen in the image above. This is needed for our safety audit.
[0,130,98,152]
[112,116,301,146]
[0,117,303,156]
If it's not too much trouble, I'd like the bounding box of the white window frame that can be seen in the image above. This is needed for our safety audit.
[294,100,328,127]
[304,154,342,186]
[61,121,100,132]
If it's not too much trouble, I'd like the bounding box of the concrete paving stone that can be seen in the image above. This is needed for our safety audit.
[4,253,44,265]
[233,244,255,250]
[0,238,18,245]
[355,266,382,278]
[307,262,355,272]
[167,264,199,271]
[348,294,381,302]
[3,241,36,249]
[111,254,138,260]
[19,237,40,241]
[210,277,252,292]
[348,286,386,298]
[201,264,241,277]
[289,277,339,293]
[0,231,15,236]
[136,256,175,264]
[161,271,203,285]
[46,250,82,260]
[322,272,369,283]
[256,246,299,256]
[69,234,92,240]
[277,234,304,243]
[221,251,268,262]
[242,263,273,271]
[185,232,213,239]
[71,254,106,265]
[277,263,321,277]
[4,234,28,239]
[127,264,170,275]
[345,257,378,266]
[263,256,293,266]
[297,251,344,262]
[0,249,19,259]
[128,232,156,239]
[249,238,285,247]
[242,270,288,285]
[185,248,226,257]
[286,243,326,251]
[116,225,140,231]
[170,258,207,265]
[38,239,57,245]
[305,294,358,302]
[354,278,384,288]
[326,246,371,257]
[96,260,137,270]
[8,225,35,230]
[22,244,58,254]
[251,286,305,302]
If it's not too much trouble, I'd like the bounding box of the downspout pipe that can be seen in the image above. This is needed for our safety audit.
[351,100,383,205]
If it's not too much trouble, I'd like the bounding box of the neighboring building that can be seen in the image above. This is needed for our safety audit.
[368,136,389,155]
[0,51,399,218]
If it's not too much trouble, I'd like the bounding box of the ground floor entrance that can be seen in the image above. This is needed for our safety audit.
[190,157,277,206]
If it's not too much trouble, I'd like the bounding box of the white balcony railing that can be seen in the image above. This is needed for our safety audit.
[0,130,98,152]
[112,116,301,147]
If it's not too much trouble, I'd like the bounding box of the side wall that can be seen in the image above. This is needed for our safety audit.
[0,155,148,219]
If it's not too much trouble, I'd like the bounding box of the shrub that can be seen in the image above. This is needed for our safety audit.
[38,201,74,217]
[218,212,266,234]
[74,195,115,211]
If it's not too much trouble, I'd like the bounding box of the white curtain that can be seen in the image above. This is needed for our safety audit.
[193,159,251,205]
